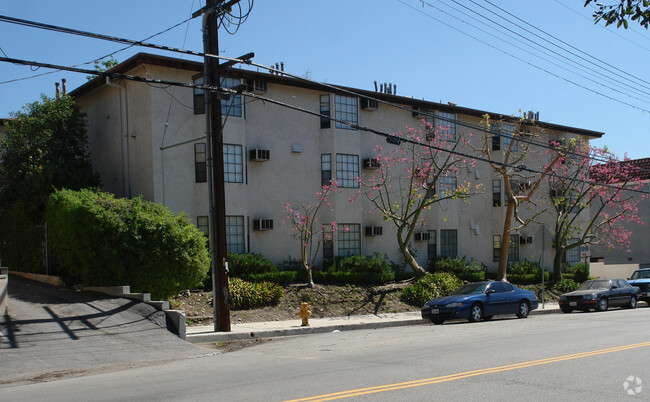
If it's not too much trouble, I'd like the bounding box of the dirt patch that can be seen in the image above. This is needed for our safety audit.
[170,282,419,326]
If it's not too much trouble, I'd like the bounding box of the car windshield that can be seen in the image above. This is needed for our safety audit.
[630,270,650,280]
[576,280,610,290]
[448,283,488,296]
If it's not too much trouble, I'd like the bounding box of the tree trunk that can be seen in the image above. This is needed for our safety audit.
[496,202,516,282]
[304,264,315,288]
[400,243,426,278]
[553,249,564,281]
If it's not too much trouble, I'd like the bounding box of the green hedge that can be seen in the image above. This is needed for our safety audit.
[318,254,395,284]
[400,272,463,307]
[228,253,277,277]
[555,277,579,293]
[46,189,209,299]
[229,278,284,309]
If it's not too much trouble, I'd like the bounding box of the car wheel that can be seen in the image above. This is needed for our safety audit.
[560,307,573,314]
[626,296,637,309]
[516,301,530,318]
[597,297,608,312]
[431,319,444,325]
[469,303,483,322]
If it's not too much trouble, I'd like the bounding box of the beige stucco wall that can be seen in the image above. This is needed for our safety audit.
[78,61,599,273]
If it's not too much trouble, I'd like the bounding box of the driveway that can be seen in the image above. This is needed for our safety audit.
[0,275,209,386]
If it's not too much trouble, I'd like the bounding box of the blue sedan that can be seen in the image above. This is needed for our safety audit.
[421,281,539,324]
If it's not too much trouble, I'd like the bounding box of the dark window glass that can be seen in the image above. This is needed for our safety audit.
[195,143,207,183]
[320,95,331,129]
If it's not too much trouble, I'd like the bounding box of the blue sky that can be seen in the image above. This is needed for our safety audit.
[1,0,648,160]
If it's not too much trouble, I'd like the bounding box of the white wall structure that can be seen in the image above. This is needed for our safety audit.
[71,53,605,273]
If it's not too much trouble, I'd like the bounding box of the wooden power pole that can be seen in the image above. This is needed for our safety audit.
[199,0,243,332]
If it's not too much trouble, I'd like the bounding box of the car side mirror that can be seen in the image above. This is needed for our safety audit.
[486,290,495,295]
[611,285,617,290]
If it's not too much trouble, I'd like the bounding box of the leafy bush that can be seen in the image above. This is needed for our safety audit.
[555,277,579,293]
[46,189,209,299]
[318,254,394,284]
[429,257,486,281]
[565,263,589,283]
[228,253,277,277]
[400,272,463,307]
[506,260,550,284]
[229,278,284,309]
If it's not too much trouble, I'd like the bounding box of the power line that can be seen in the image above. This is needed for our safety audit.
[0,9,636,166]
[1,54,646,196]
[396,0,650,114]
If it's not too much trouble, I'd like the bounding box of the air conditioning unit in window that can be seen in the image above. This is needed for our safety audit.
[363,158,380,169]
[415,232,431,241]
[361,98,379,110]
[246,79,267,93]
[253,219,273,231]
[249,149,270,161]
[365,226,383,237]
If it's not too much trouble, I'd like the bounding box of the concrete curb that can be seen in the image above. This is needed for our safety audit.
[186,306,561,344]
[187,318,429,343]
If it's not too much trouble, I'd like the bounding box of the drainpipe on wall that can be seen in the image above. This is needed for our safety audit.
[106,77,131,198]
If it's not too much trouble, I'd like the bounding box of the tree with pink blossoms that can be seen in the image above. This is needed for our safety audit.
[359,123,476,278]
[473,114,565,282]
[548,139,646,279]
[283,183,340,288]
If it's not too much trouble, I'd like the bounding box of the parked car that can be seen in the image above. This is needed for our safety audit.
[420,281,539,325]
[627,268,650,304]
[558,279,640,313]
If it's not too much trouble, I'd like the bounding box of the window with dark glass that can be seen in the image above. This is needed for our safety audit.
[321,154,332,187]
[223,144,243,183]
[226,216,245,254]
[427,230,437,261]
[320,95,331,129]
[436,111,457,142]
[440,229,458,258]
[322,224,334,259]
[336,153,359,188]
[492,179,501,207]
[195,143,207,183]
[334,95,358,130]
[193,77,205,115]
[197,216,209,237]
[338,224,361,257]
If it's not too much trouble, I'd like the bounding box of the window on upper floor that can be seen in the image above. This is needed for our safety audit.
[436,111,457,142]
[338,223,361,257]
[193,76,242,117]
[336,153,359,188]
[493,234,519,263]
[439,172,457,196]
[493,179,501,207]
[501,123,518,152]
[321,154,332,187]
[195,143,207,183]
[224,144,243,183]
[335,95,358,130]
[320,95,331,129]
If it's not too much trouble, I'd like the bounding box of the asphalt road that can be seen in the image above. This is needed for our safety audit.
[2,299,649,401]
[0,275,209,386]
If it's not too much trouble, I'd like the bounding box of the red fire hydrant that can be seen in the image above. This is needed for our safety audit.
[296,302,311,326]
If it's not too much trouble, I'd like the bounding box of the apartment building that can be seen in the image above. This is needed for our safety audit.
[70,52,604,272]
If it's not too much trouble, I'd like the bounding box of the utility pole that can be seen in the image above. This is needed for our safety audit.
[199,0,242,332]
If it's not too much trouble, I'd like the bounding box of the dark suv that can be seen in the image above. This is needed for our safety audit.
[628,268,650,304]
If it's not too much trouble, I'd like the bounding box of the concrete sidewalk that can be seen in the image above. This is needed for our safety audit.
[186,302,561,344]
